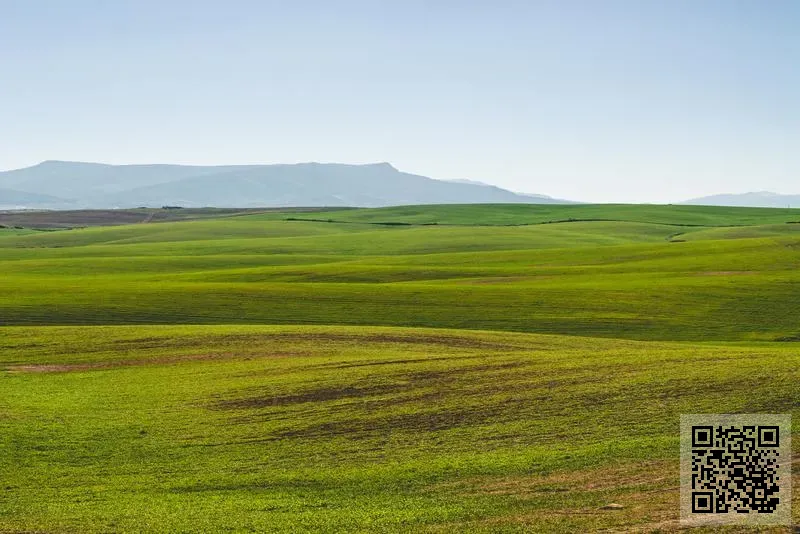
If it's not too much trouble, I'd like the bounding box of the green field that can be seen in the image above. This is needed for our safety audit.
[1,204,798,532]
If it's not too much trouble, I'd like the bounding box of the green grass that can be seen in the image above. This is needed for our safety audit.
[1,204,799,532]
[0,227,39,236]
[1,208,799,341]
[258,203,800,227]
[678,222,800,241]
[0,207,349,229]
[1,325,797,533]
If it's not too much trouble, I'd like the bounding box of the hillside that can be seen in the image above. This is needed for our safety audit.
[0,187,70,209]
[0,161,573,209]
[3,203,800,341]
[2,324,797,532]
[270,202,800,226]
[2,203,798,532]
[0,207,336,229]
[0,204,800,534]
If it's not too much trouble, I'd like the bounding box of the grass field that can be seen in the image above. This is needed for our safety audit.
[0,207,344,229]
[271,203,800,226]
[1,204,798,532]
[2,205,800,341]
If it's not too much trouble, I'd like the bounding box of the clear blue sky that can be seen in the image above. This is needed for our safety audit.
[1,0,798,202]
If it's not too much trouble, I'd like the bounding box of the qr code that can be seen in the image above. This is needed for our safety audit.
[680,414,791,526]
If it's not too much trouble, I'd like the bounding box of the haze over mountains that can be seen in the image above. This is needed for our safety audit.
[0,161,571,210]
[681,191,800,209]
[1,161,798,209]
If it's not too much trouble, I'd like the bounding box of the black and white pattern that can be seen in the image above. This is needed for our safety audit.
[691,425,781,513]
[680,414,791,526]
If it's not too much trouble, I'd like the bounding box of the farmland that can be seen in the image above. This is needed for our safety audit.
[1,204,798,532]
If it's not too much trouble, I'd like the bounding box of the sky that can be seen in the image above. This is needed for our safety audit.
[1,0,798,203]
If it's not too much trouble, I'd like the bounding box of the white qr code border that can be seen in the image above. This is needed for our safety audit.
[680,414,792,527]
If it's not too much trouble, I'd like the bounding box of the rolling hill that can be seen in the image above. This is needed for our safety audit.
[2,203,800,341]
[1,203,798,532]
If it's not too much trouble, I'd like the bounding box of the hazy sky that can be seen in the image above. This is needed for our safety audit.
[2,1,798,203]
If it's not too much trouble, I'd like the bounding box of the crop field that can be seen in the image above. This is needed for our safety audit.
[1,203,798,532]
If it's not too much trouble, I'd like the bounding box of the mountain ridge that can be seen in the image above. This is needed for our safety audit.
[682,191,800,208]
[0,161,575,209]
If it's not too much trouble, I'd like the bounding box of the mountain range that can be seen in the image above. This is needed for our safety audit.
[681,191,800,209]
[0,161,571,210]
[1,161,798,209]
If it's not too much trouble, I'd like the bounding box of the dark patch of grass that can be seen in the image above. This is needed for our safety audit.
[1,325,796,532]
[216,383,405,409]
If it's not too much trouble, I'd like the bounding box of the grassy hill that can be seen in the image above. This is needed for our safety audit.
[268,203,800,226]
[1,204,798,532]
[2,325,797,533]
[0,207,340,229]
[1,205,800,341]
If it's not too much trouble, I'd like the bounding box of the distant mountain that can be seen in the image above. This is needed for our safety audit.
[0,161,575,209]
[0,161,253,201]
[445,178,574,203]
[518,192,574,202]
[682,191,800,208]
[0,187,70,210]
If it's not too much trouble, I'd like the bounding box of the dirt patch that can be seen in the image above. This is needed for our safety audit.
[392,362,529,387]
[458,276,532,285]
[309,355,472,370]
[265,332,527,351]
[4,351,302,373]
[695,271,756,276]
[472,460,676,496]
[440,460,800,532]
[272,398,529,440]
[7,363,102,373]
[0,207,324,229]
[217,361,526,413]
[109,337,183,350]
[220,363,534,432]
[431,460,681,532]
[215,383,403,409]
